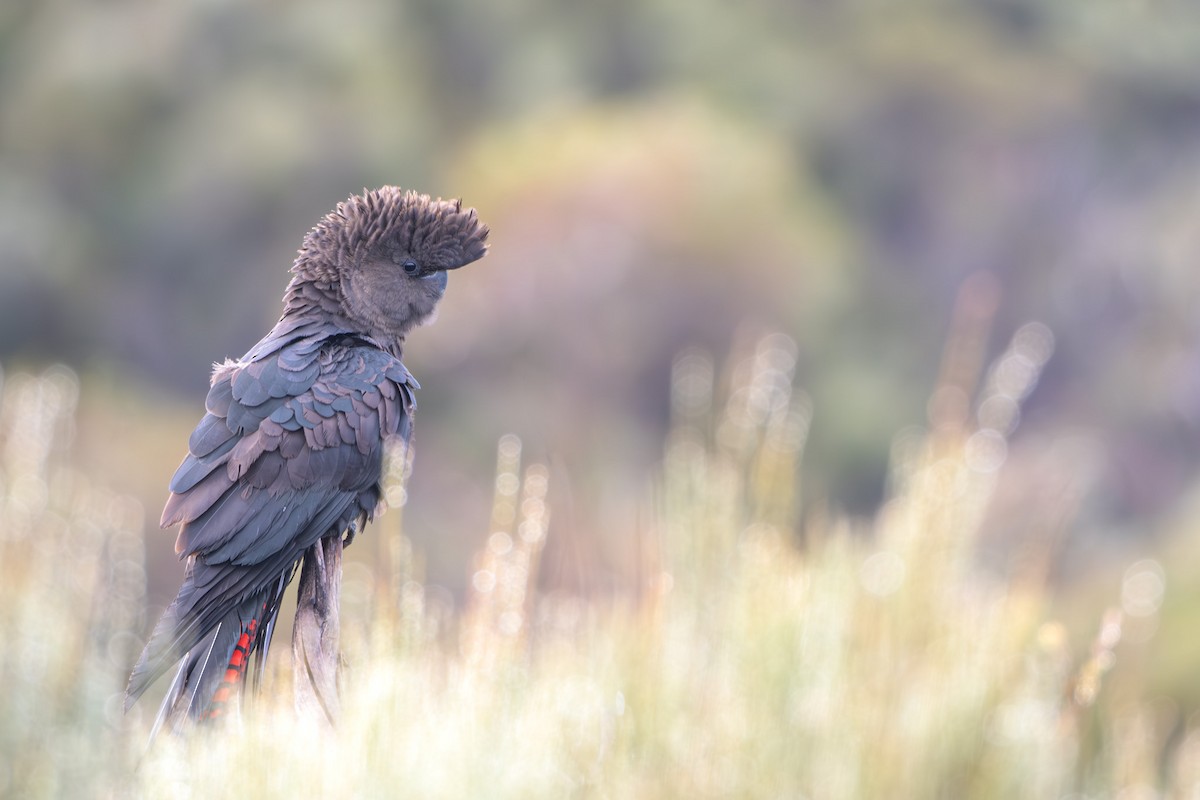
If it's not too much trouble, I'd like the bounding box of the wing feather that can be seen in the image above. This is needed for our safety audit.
[130,331,417,706]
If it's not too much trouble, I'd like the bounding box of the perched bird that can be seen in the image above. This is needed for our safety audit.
[126,187,488,732]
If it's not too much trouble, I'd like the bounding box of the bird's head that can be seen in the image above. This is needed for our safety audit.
[292,186,489,340]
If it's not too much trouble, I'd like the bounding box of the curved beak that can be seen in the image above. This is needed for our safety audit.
[422,270,449,296]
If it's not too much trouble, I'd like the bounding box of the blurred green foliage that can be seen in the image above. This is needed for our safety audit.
[3,0,1199,530]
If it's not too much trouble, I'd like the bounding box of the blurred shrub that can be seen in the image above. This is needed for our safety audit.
[2,343,1196,796]
[0,367,144,796]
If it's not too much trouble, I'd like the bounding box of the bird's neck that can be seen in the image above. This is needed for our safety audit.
[278,277,406,359]
[280,275,344,320]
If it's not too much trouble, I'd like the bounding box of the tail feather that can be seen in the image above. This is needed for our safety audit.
[149,622,226,739]
[202,618,259,721]
[251,570,291,690]
[126,555,300,708]
[130,571,293,740]
[151,594,267,734]
[201,570,292,720]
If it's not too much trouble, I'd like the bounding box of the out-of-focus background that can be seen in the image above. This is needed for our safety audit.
[3,0,1200,780]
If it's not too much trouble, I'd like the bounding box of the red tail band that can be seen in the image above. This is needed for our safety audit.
[204,618,259,721]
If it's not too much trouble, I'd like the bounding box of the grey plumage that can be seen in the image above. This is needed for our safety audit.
[126,187,488,729]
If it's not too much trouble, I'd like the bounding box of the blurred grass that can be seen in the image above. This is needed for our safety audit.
[0,331,1196,798]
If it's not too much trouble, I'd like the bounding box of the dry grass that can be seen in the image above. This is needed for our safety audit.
[0,330,1195,798]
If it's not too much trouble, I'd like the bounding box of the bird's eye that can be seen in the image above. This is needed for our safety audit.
[401,259,420,276]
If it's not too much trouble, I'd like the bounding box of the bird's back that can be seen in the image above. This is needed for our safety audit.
[126,328,416,718]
